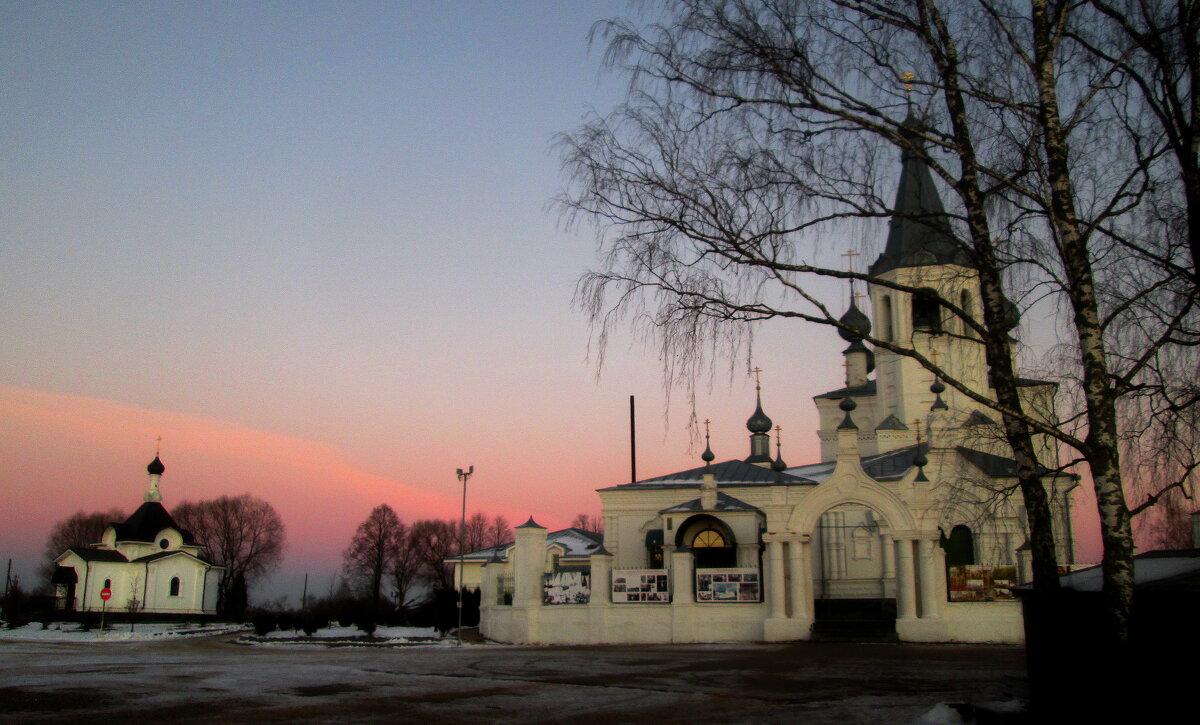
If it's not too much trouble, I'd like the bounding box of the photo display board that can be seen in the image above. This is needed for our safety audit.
[611,569,670,603]
[947,565,1017,602]
[543,571,591,605]
[696,568,760,602]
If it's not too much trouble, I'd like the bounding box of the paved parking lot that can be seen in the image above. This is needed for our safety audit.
[0,636,1027,723]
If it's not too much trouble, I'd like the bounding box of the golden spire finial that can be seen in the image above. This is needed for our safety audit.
[155,435,162,456]
[750,366,764,391]
[913,418,923,442]
[902,71,916,95]
[704,418,711,438]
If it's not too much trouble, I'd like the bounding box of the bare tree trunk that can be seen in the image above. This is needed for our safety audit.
[1032,0,1134,641]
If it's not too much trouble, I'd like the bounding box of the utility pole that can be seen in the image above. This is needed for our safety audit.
[455,465,474,646]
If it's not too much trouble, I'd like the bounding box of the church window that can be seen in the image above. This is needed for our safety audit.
[169,577,181,597]
[881,296,894,341]
[159,538,169,549]
[692,529,726,548]
[945,525,976,567]
[912,294,941,332]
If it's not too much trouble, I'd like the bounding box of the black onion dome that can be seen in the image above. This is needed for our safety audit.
[913,448,929,468]
[772,454,787,472]
[746,394,773,433]
[147,456,165,476]
[702,441,715,464]
[839,396,857,412]
[930,379,946,394]
[838,299,872,341]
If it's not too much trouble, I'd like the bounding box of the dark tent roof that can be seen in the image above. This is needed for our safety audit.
[111,501,195,544]
[869,120,974,276]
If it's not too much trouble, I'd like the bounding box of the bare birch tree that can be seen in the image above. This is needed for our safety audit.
[559,0,1198,651]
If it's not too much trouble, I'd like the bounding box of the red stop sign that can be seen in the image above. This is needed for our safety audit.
[100,588,112,601]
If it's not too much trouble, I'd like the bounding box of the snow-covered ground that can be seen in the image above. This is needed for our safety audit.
[248,624,448,646]
[0,621,243,642]
[0,621,448,646]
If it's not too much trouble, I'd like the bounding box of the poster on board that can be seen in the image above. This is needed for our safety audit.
[612,569,670,603]
[695,568,760,602]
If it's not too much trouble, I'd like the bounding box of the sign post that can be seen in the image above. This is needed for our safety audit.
[99,587,111,632]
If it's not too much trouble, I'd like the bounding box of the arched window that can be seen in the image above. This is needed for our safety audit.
[912,293,941,332]
[692,529,727,548]
[103,578,111,589]
[945,525,976,567]
[169,577,181,597]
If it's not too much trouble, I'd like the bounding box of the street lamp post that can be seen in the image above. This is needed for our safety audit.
[456,465,473,646]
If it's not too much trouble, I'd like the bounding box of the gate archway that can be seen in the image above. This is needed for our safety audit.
[813,503,896,635]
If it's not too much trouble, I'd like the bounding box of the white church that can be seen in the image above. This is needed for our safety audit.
[52,456,223,616]
[467,132,1077,645]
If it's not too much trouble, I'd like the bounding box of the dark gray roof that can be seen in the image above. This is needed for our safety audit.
[963,410,997,426]
[1015,549,1200,593]
[1016,377,1058,388]
[658,492,762,515]
[452,527,603,564]
[601,459,816,490]
[869,120,973,276]
[814,380,877,400]
[861,444,929,480]
[515,516,545,529]
[131,550,218,565]
[955,446,1075,479]
[875,414,909,430]
[63,547,128,563]
[111,501,195,544]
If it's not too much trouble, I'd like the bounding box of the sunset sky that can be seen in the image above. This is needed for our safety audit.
[1,2,1099,603]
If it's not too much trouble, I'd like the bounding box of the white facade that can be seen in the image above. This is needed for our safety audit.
[478,138,1076,645]
[52,458,223,616]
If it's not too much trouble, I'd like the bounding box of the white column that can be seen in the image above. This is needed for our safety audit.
[787,538,811,620]
[767,538,786,619]
[896,537,917,620]
[882,533,895,579]
[671,550,693,604]
[513,521,548,607]
[918,538,944,620]
[589,553,612,606]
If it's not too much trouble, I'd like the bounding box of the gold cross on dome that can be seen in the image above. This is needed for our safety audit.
[750,366,763,390]
[703,418,711,438]
[902,71,916,95]
[155,435,162,455]
[912,419,923,441]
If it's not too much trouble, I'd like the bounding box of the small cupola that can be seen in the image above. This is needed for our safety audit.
[745,370,774,467]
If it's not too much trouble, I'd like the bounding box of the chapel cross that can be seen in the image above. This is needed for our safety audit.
[155,436,162,455]
[750,366,764,390]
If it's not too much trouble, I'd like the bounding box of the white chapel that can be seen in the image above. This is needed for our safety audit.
[52,456,223,616]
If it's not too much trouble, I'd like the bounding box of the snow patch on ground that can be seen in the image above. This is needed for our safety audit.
[243,624,450,647]
[0,621,243,642]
